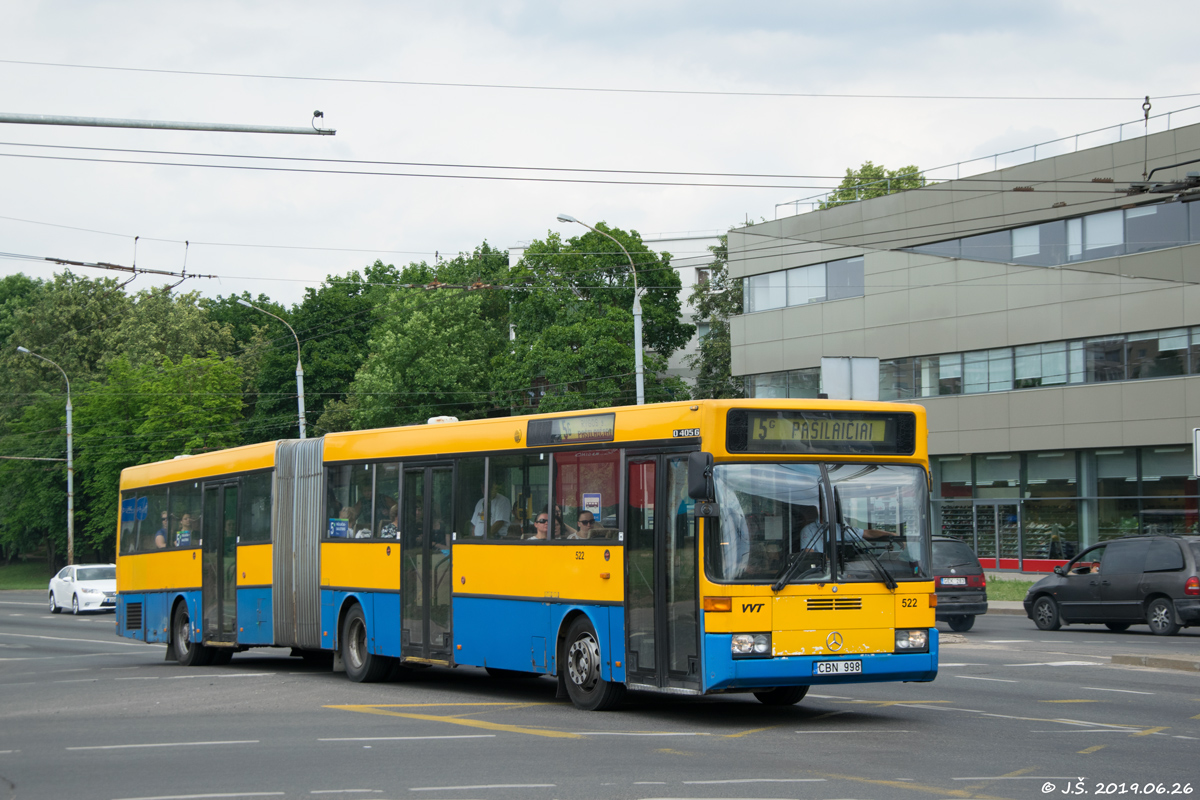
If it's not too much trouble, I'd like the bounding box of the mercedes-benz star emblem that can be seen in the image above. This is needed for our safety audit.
[826,631,844,651]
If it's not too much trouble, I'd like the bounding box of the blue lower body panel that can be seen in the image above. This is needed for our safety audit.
[703,629,938,692]
[236,588,273,645]
[453,597,625,682]
[116,590,200,644]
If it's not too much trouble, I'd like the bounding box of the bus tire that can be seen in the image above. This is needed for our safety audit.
[209,648,234,666]
[172,602,211,666]
[753,686,809,706]
[562,616,624,711]
[340,603,391,683]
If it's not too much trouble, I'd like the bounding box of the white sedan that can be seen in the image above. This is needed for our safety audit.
[48,564,117,615]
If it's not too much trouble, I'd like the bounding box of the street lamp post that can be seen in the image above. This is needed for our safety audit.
[237,299,307,439]
[18,347,74,565]
[556,214,645,406]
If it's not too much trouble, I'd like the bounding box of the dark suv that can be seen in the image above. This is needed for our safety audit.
[1024,535,1200,635]
[932,536,988,632]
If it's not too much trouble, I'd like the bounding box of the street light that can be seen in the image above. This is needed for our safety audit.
[17,347,74,565]
[556,214,645,406]
[237,299,307,439]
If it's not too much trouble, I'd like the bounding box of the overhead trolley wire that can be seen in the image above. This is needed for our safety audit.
[2,58,1196,102]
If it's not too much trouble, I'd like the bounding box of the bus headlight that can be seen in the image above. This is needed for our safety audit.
[894,629,929,653]
[732,633,771,657]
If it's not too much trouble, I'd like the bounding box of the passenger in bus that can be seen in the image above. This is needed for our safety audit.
[154,511,170,549]
[569,511,596,539]
[472,481,512,537]
[379,504,398,538]
[523,510,550,540]
[174,513,196,547]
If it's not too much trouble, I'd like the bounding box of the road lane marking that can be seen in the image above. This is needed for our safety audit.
[1131,726,1170,736]
[0,631,152,648]
[310,792,383,795]
[812,770,1012,798]
[1083,687,1153,695]
[792,730,910,733]
[723,725,779,738]
[902,704,985,712]
[409,784,555,791]
[808,694,851,699]
[318,735,495,742]
[1030,730,1126,733]
[69,740,259,751]
[326,704,581,739]
[1040,700,1098,703]
[575,732,708,736]
[952,776,1081,780]
[842,700,951,707]
[0,750,19,754]
[684,778,827,784]
[53,678,99,683]
[112,794,284,800]
[1007,661,1101,667]
[0,601,48,606]
[938,662,987,666]
[954,676,1017,683]
[986,639,1032,643]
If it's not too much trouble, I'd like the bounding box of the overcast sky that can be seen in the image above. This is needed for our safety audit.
[2,1,1199,305]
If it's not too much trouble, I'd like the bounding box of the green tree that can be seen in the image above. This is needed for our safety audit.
[496,225,693,411]
[820,160,926,209]
[685,235,745,399]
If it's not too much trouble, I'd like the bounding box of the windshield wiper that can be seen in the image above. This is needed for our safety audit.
[841,526,898,591]
[771,522,827,592]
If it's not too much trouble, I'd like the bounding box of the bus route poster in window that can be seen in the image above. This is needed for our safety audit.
[328,518,349,538]
[726,409,917,455]
[527,413,616,446]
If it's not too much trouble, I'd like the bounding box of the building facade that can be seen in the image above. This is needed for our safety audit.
[729,123,1200,571]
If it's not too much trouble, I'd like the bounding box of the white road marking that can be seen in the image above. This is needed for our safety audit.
[53,679,99,683]
[319,735,495,742]
[903,704,985,713]
[115,676,160,680]
[634,782,667,785]
[0,652,147,662]
[938,662,987,666]
[808,694,851,699]
[986,639,1032,643]
[954,675,1017,683]
[0,601,47,606]
[0,631,152,648]
[9,613,25,616]
[112,794,284,800]
[792,730,910,734]
[1029,730,1127,733]
[1174,736,1199,740]
[69,740,259,751]
[310,792,383,795]
[684,778,827,784]
[577,732,708,736]
[0,750,19,754]
[1006,661,1101,667]
[953,776,1084,781]
[409,784,555,791]
[1082,687,1153,695]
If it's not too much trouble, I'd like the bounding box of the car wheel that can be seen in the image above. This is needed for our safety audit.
[948,615,975,632]
[563,616,625,711]
[340,604,391,683]
[1146,598,1181,636]
[753,686,809,706]
[1104,622,1130,632]
[71,595,80,615]
[1032,595,1061,631]
[48,592,61,614]
[172,602,211,666]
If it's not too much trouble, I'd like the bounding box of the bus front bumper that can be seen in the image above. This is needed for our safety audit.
[702,631,939,693]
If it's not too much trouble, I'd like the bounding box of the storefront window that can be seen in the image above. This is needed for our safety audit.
[975,454,1018,499]
[1097,497,1141,541]
[935,456,971,499]
[1026,451,1076,498]
[1096,449,1137,497]
[1022,499,1079,560]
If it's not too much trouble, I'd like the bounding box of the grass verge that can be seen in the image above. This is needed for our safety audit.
[0,561,53,590]
[987,578,1035,601]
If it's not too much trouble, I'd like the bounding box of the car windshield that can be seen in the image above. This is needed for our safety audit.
[77,567,115,581]
[708,462,930,584]
[932,540,981,572]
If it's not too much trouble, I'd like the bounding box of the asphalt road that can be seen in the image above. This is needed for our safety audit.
[1,589,1197,800]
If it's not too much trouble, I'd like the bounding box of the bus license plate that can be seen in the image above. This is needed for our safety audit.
[815,660,862,675]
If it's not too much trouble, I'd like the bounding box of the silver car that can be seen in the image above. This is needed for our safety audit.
[48,564,117,615]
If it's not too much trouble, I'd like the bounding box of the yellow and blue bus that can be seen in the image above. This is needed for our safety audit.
[115,399,938,710]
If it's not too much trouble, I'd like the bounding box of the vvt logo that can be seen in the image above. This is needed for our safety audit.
[741,602,765,613]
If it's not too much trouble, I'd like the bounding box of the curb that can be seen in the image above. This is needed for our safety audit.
[1111,654,1200,673]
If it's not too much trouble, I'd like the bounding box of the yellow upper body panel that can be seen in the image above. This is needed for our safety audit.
[321,542,401,591]
[237,543,273,587]
[453,542,624,604]
[117,549,202,593]
[119,440,276,490]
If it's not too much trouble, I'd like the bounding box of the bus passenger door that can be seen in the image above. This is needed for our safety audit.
[625,455,700,692]
[401,465,454,662]
[201,482,238,644]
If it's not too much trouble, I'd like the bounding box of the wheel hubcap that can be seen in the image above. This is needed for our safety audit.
[177,612,192,654]
[567,632,600,691]
[348,619,366,669]
[1150,605,1169,629]
[1036,602,1052,624]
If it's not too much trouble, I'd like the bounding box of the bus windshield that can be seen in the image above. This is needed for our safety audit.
[708,462,930,585]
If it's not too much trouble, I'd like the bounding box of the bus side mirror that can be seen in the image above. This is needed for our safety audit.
[688,451,714,501]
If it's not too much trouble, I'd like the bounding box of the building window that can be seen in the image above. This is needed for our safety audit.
[1015,342,1067,388]
[787,368,821,398]
[1126,203,1188,253]
[1126,329,1187,379]
[826,257,865,300]
[879,358,915,401]
[787,263,825,306]
[744,273,786,313]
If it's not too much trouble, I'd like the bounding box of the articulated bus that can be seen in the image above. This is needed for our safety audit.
[115,399,938,710]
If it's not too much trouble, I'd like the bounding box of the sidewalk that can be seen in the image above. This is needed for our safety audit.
[985,600,1026,616]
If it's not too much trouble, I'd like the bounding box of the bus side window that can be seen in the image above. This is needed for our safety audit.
[239,471,273,544]
[554,449,619,541]
[488,453,549,540]
[455,458,485,542]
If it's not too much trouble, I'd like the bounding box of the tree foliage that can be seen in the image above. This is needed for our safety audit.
[820,160,926,209]
[685,235,745,399]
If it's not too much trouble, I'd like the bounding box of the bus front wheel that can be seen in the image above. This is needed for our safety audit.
[754,686,809,706]
[172,602,211,666]
[562,616,624,711]
[340,604,391,683]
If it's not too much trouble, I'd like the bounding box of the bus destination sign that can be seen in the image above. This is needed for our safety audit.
[527,413,616,447]
[726,409,916,455]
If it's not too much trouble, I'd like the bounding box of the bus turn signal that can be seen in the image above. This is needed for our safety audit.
[929,593,938,607]
[703,596,732,612]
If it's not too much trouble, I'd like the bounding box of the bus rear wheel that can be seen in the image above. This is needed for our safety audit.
[340,604,391,682]
[562,616,624,711]
[172,602,211,666]
[754,686,809,706]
